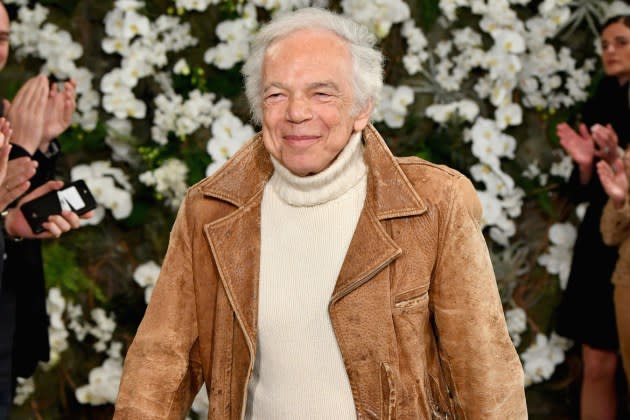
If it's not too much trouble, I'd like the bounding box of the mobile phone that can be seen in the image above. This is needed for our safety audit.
[20,180,97,234]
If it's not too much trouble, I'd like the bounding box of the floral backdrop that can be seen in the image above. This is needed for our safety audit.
[0,0,621,417]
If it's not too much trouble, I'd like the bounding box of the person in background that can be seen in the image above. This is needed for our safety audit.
[598,145,630,394]
[0,2,94,419]
[115,7,527,419]
[555,14,630,419]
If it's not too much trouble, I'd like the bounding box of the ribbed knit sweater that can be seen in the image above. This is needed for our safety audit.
[245,132,366,419]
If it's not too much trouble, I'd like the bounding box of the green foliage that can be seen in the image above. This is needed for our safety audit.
[57,122,109,155]
[207,65,246,99]
[43,242,105,303]
[536,188,560,219]
[173,66,208,93]
[37,0,80,15]
[417,0,441,30]
[123,199,152,228]
[415,120,477,176]
[521,265,565,335]
[183,144,213,185]
[220,0,248,17]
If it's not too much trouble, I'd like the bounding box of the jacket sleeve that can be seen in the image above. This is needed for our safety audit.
[601,198,630,246]
[429,175,527,419]
[564,162,598,204]
[114,197,203,419]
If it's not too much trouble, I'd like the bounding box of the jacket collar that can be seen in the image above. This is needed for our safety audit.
[202,124,427,352]
[199,124,427,219]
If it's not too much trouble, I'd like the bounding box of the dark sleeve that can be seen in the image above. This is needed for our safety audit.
[9,140,60,192]
[3,140,58,378]
[564,163,602,204]
[0,228,4,292]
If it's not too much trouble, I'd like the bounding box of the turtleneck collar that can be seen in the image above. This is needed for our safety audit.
[268,131,367,207]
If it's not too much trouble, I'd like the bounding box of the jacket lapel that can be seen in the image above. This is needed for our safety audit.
[330,205,402,304]
[331,125,427,303]
[200,125,429,341]
[202,136,271,349]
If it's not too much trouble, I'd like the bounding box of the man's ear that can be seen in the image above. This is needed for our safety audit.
[353,99,373,132]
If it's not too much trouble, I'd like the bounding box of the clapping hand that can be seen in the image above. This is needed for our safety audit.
[0,117,36,210]
[41,79,76,152]
[597,151,630,209]
[0,157,38,210]
[558,122,595,167]
[0,117,11,170]
[0,118,12,207]
[4,74,49,155]
[591,123,620,165]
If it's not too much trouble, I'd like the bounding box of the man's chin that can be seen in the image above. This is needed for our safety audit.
[283,161,321,177]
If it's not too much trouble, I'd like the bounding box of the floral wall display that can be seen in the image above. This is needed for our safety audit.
[0,0,619,417]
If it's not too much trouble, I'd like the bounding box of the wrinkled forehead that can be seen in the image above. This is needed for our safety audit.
[262,29,352,82]
[265,28,350,60]
[261,30,354,94]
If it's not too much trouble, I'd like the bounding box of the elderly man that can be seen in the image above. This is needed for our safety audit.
[115,7,527,419]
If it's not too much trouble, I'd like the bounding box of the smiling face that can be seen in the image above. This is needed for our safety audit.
[601,21,630,83]
[261,29,372,177]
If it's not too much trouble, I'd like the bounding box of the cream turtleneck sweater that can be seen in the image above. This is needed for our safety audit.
[245,132,366,419]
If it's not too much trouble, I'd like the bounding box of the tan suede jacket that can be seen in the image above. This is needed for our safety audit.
[114,125,527,419]
[601,199,630,285]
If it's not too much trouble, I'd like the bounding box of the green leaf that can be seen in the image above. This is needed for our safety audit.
[207,65,244,98]
[43,242,105,302]
[57,122,108,154]
[418,0,441,29]
[37,0,80,15]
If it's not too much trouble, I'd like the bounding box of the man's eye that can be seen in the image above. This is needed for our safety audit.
[265,93,283,101]
[315,92,331,98]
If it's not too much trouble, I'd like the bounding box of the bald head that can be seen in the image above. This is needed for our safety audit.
[0,2,9,71]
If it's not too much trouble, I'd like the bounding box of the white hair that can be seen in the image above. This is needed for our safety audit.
[242,7,384,125]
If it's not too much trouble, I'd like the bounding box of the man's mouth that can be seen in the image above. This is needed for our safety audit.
[283,135,321,146]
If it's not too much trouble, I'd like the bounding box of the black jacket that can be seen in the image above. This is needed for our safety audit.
[4,142,59,379]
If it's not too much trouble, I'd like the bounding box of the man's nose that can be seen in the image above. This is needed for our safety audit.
[286,95,312,123]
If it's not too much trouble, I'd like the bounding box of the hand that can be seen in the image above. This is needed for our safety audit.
[0,118,12,205]
[591,123,620,165]
[597,154,630,208]
[0,117,13,146]
[558,122,596,184]
[41,79,77,152]
[3,180,95,239]
[5,74,49,155]
[558,122,595,165]
[0,157,38,210]
[0,119,37,209]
